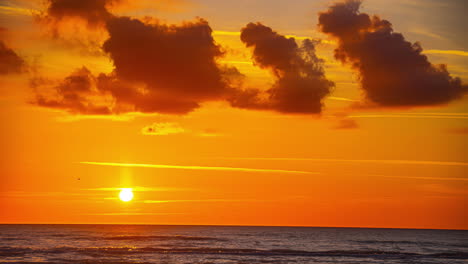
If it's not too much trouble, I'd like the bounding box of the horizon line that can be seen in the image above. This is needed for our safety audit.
[0,222,466,231]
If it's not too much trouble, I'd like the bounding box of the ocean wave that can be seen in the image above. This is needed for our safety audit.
[103,235,226,241]
[350,240,442,246]
[1,246,467,259]
[350,239,468,248]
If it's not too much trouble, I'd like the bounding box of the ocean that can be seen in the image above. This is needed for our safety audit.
[0,224,466,263]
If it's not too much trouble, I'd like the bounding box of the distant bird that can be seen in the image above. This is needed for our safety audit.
[77,178,80,180]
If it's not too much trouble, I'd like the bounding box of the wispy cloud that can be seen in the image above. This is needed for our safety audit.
[423,49,468,57]
[0,191,86,198]
[369,174,468,182]
[349,113,468,119]
[211,157,468,167]
[79,161,316,174]
[83,186,187,192]
[141,122,185,136]
[212,30,335,44]
[409,28,446,41]
[84,212,185,216]
[327,96,359,102]
[143,199,261,204]
[0,5,37,16]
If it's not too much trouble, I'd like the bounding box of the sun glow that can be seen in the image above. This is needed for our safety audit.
[119,188,134,202]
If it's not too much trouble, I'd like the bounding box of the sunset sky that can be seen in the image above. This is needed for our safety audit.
[0,0,467,229]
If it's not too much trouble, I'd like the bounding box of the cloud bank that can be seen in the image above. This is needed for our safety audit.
[31,0,467,116]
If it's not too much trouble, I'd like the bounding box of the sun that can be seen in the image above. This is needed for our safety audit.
[119,188,134,202]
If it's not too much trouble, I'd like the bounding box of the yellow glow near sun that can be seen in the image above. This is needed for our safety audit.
[119,188,134,202]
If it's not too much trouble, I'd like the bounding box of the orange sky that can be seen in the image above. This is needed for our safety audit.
[0,0,467,230]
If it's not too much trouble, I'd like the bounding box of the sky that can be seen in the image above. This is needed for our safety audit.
[0,0,467,229]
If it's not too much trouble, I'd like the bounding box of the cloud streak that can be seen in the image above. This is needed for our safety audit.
[84,212,185,216]
[369,174,468,182]
[143,199,261,204]
[83,186,187,192]
[349,114,468,119]
[211,157,468,166]
[79,161,316,174]
[423,49,468,57]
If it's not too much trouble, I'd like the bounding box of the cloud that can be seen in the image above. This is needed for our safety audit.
[142,122,185,136]
[328,96,358,102]
[0,41,24,75]
[213,30,335,45]
[101,16,232,111]
[0,28,25,75]
[79,161,317,174]
[333,118,359,129]
[143,199,260,204]
[211,157,468,166]
[318,0,467,107]
[34,1,118,56]
[0,5,38,16]
[85,212,184,216]
[32,16,238,115]
[84,186,186,191]
[114,0,192,13]
[369,174,468,182]
[349,113,468,119]
[229,23,334,114]
[32,4,350,117]
[41,0,120,27]
[423,49,468,57]
[32,67,113,115]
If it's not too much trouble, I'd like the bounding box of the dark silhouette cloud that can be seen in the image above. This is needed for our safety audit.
[96,72,201,114]
[229,23,334,114]
[0,27,25,75]
[0,41,25,75]
[32,17,237,115]
[103,16,230,101]
[318,0,467,107]
[42,0,120,27]
[33,67,112,115]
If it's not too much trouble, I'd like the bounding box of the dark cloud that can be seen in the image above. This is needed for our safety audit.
[229,22,334,114]
[32,17,236,115]
[0,27,25,75]
[318,0,467,107]
[96,72,201,114]
[32,67,112,115]
[33,6,339,116]
[103,16,230,101]
[42,0,120,27]
[0,41,25,75]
